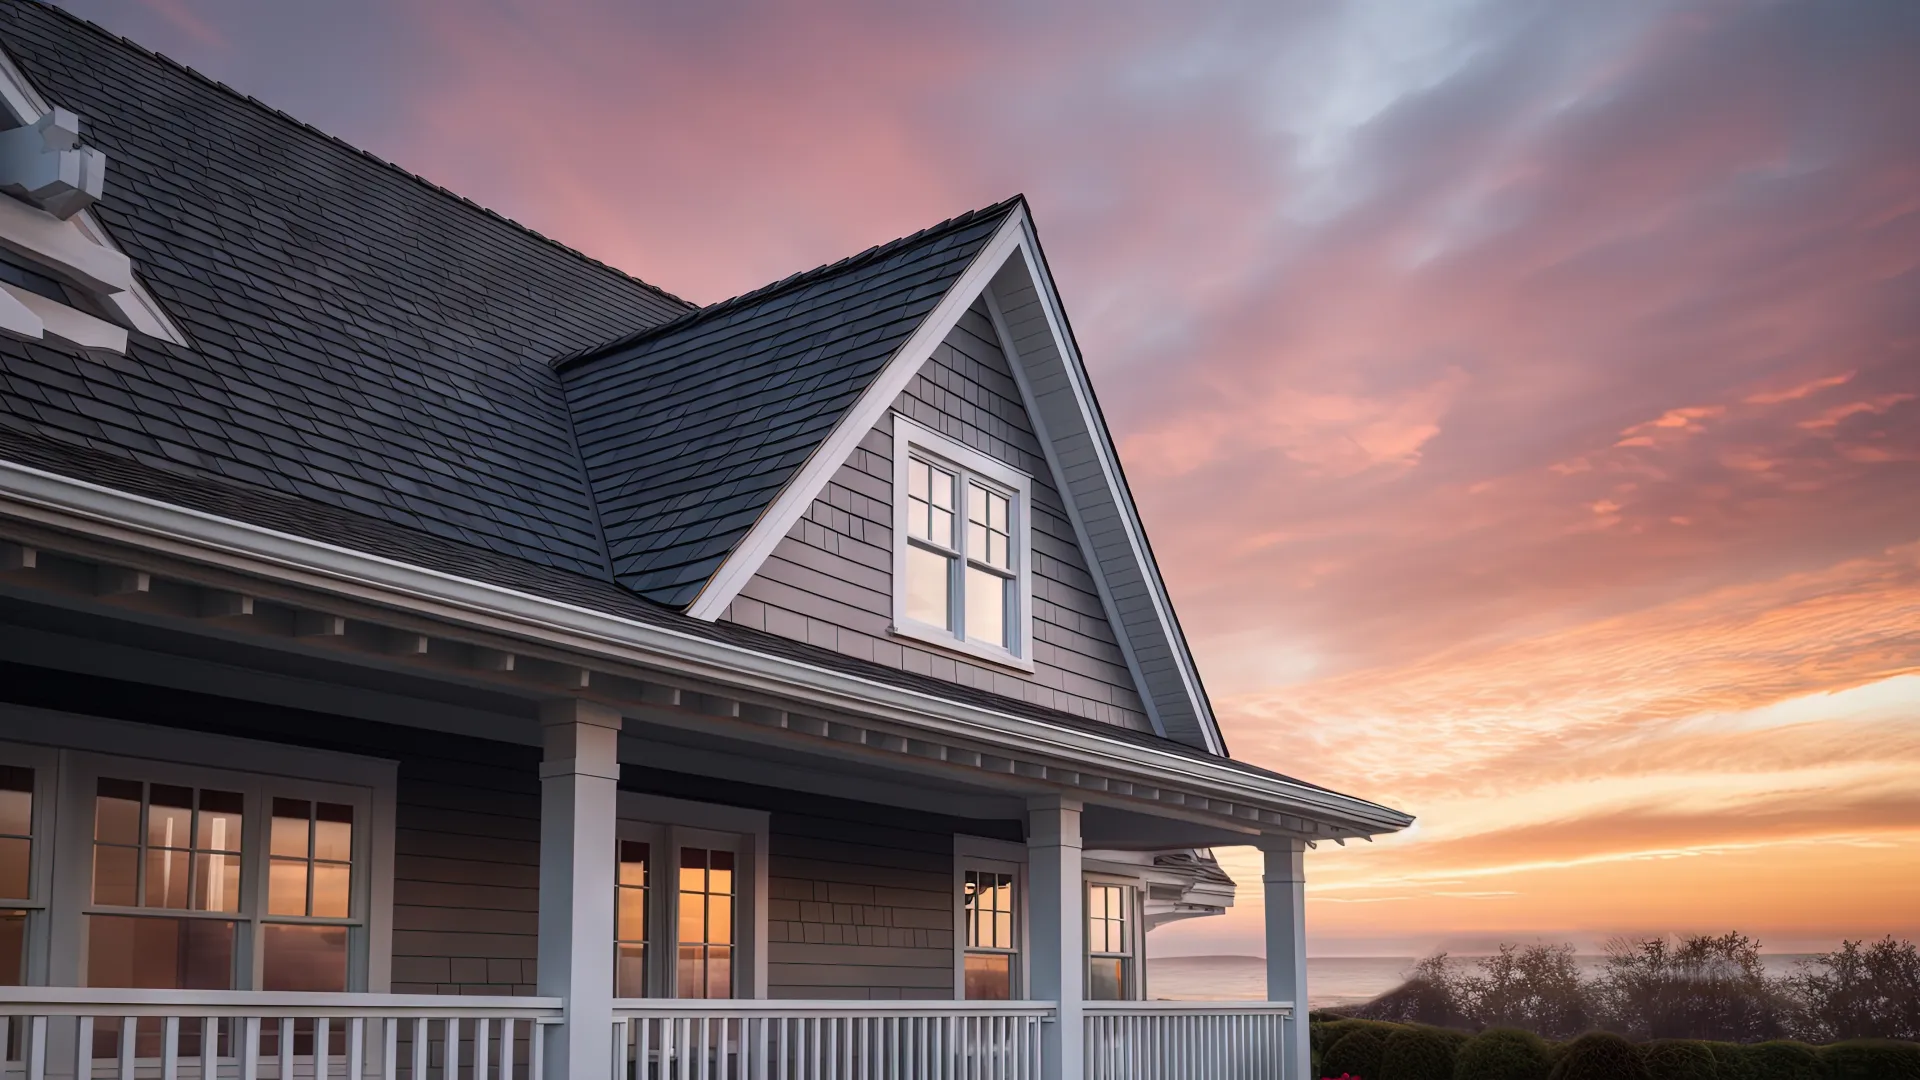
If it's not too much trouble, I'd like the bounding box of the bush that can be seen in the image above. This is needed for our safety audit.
[1465,944,1595,1040]
[1642,1039,1720,1080]
[1787,938,1920,1042]
[1453,1028,1554,1080]
[1731,1040,1824,1079]
[1821,1038,1920,1079]
[1548,1031,1651,1080]
[1379,1025,1466,1080]
[1595,933,1791,1042]
[1323,1024,1392,1080]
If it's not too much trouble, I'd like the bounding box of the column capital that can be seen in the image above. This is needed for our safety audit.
[539,698,623,729]
[1259,837,1307,883]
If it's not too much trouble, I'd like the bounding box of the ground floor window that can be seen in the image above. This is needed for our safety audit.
[1086,882,1135,1001]
[613,793,766,999]
[0,714,394,1001]
[961,868,1020,1000]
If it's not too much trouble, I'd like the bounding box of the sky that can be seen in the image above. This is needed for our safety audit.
[59,0,1920,958]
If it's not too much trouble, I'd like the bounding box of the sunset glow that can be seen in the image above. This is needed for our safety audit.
[72,0,1920,956]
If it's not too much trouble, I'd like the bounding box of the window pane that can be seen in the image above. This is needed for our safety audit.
[1089,957,1126,1001]
[0,837,26,900]
[964,953,1011,1001]
[677,945,702,999]
[929,465,954,510]
[269,858,309,916]
[709,896,733,945]
[94,779,142,845]
[311,862,351,919]
[313,804,353,862]
[965,566,1007,648]
[0,766,30,837]
[615,943,647,998]
[678,892,706,944]
[617,883,648,941]
[1,909,23,985]
[192,852,240,913]
[618,841,649,887]
[92,845,138,906]
[678,848,706,894]
[908,459,929,502]
[86,914,235,990]
[271,799,311,859]
[906,546,952,629]
[195,791,243,853]
[147,785,192,850]
[707,945,732,999]
[709,850,734,895]
[261,924,348,992]
[144,848,190,909]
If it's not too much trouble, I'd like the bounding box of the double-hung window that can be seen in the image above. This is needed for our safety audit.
[1,757,47,988]
[613,793,765,1000]
[1086,882,1136,1000]
[892,417,1033,668]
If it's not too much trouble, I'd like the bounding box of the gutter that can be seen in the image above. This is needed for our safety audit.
[0,457,1414,835]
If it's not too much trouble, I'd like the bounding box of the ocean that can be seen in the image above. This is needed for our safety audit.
[1147,954,1822,1010]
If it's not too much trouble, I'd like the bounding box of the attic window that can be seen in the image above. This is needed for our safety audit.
[891,415,1033,669]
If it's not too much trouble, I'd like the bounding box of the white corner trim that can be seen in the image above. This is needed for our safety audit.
[684,209,1031,622]
[2,280,127,351]
[1001,228,1226,755]
[889,412,1036,672]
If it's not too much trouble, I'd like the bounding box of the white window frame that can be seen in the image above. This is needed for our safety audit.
[890,414,1035,671]
[614,791,769,1000]
[2,705,397,992]
[953,835,1028,1000]
[1084,877,1142,1002]
[1,742,59,986]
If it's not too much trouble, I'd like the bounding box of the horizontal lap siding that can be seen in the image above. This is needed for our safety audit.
[767,816,957,1000]
[724,300,1151,731]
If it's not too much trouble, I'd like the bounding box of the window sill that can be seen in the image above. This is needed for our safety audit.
[888,622,1037,674]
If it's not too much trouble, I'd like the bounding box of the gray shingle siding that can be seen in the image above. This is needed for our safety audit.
[723,300,1151,731]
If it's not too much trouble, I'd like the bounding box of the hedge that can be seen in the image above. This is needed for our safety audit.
[1304,1018,1920,1080]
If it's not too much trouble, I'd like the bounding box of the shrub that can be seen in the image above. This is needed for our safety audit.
[1379,1025,1465,1080]
[1821,1038,1920,1079]
[1323,1024,1392,1080]
[1732,1040,1824,1079]
[1548,1031,1651,1080]
[1453,1028,1553,1080]
[1642,1039,1720,1080]
[1596,933,1791,1042]
[1464,944,1595,1040]
[1786,938,1920,1042]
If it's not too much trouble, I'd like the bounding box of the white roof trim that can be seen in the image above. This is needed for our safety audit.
[683,211,1028,620]
[682,203,1226,753]
[0,454,1413,836]
[0,40,189,348]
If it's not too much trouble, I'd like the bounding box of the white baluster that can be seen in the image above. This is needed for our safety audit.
[241,1018,260,1080]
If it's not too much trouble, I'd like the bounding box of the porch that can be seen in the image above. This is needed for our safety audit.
[0,514,1383,1080]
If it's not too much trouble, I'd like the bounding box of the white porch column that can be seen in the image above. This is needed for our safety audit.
[537,699,623,1080]
[1027,796,1083,1080]
[1263,839,1311,1080]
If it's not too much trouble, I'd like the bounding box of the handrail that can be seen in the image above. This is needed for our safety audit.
[0,987,562,1018]
[612,999,1055,1017]
[1082,999,1294,1014]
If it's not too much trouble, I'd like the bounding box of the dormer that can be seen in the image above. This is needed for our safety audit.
[0,49,185,353]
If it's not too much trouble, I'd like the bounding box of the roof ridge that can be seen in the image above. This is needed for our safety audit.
[551,194,1025,372]
[13,0,697,314]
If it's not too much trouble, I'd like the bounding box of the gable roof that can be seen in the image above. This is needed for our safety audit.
[0,1,1227,754]
[558,200,1018,606]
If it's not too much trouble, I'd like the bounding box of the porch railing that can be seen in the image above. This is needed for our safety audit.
[1082,1000,1295,1080]
[0,988,563,1080]
[611,1000,1054,1080]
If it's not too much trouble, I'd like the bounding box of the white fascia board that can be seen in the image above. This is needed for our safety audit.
[997,220,1227,755]
[683,208,1031,621]
[0,190,133,294]
[0,455,1413,836]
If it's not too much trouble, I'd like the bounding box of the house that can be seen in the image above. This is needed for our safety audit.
[0,4,1412,1079]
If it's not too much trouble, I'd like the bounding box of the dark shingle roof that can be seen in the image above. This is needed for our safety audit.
[0,1,692,579]
[560,200,1017,605]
